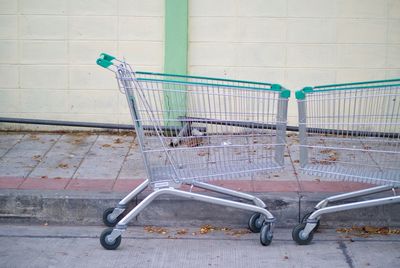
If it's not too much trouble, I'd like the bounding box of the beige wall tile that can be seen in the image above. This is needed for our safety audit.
[189,0,236,17]
[69,0,117,15]
[0,90,20,112]
[337,0,387,18]
[287,45,337,68]
[337,19,387,43]
[20,41,68,64]
[288,0,337,18]
[20,89,69,113]
[0,15,18,39]
[287,19,336,43]
[0,40,18,63]
[237,0,287,17]
[20,66,68,89]
[119,0,164,16]
[20,15,68,39]
[0,65,18,88]
[336,45,386,68]
[19,0,67,14]
[236,18,287,43]
[119,17,163,41]
[69,66,116,90]
[69,16,118,40]
[0,0,17,14]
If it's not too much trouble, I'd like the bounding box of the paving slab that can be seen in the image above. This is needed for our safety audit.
[0,224,399,268]
[0,132,399,228]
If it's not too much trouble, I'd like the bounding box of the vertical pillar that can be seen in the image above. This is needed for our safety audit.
[164,0,188,126]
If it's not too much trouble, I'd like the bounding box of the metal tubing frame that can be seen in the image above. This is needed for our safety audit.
[315,185,397,209]
[275,97,288,166]
[106,187,276,242]
[189,181,267,208]
[297,100,308,168]
[300,195,400,238]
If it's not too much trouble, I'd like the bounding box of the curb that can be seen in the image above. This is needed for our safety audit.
[1,189,399,228]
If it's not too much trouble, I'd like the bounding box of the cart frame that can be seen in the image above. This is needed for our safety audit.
[96,53,290,249]
[293,79,400,245]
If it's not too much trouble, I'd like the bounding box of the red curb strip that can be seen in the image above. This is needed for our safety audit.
[0,176,376,193]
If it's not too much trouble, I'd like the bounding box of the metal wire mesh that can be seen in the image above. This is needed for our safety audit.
[116,64,288,184]
[298,82,400,186]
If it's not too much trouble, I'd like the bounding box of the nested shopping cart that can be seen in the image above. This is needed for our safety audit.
[96,53,290,249]
[292,79,400,245]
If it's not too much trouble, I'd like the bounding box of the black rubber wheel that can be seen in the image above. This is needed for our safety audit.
[248,213,264,233]
[301,211,320,231]
[292,223,314,245]
[103,207,123,227]
[100,228,122,250]
[259,224,273,246]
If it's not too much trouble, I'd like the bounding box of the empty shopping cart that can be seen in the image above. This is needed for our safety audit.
[96,53,290,249]
[293,79,400,245]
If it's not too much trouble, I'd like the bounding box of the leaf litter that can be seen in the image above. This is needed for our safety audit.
[336,225,400,238]
[144,224,250,239]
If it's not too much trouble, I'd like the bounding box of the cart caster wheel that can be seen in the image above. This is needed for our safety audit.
[301,211,320,231]
[260,224,273,246]
[292,223,314,245]
[100,228,121,250]
[248,213,264,233]
[103,207,123,227]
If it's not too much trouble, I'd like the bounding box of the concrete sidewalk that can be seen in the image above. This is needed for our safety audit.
[0,131,399,227]
[0,224,399,268]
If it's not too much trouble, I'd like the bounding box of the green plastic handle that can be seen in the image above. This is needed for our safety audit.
[96,53,116,68]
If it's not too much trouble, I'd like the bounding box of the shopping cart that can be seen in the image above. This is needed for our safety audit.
[292,79,400,245]
[96,53,290,249]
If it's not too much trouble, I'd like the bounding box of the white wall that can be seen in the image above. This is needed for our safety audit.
[0,0,400,129]
[0,0,164,130]
[188,0,400,124]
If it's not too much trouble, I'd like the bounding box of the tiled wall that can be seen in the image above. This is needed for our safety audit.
[1,0,400,129]
[188,0,400,123]
[0,0,164,129]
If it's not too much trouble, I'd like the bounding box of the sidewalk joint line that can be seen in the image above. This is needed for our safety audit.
[0,134,26,159]
[65,134,100,189]
[112,135,136,190]
[24,134,62,179]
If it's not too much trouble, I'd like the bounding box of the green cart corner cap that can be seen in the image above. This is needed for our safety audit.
[295,87,314,100]
[280,89,291,98]
[96,53,116,68]
[100,53,115,61]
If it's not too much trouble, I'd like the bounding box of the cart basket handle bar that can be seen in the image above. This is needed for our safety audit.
[96,53,290,98]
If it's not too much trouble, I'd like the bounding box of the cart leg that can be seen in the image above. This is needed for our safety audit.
[189,181,267,207]
[100,187,276,249]
[301,185,398,229]
[189,181,268,233]
[314,185,396,209]
[293,195,400,245]
[103,179,150,227]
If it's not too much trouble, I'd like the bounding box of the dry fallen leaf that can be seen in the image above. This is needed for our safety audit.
[197,150,208,157]
[176,229,188,235]
[102,144,111,148]
[57,163,69,169]
[114,138,123,144]
[336,226,400,237]
[144,226,169,235]
[29,134,39,140]
[32,155,42,161]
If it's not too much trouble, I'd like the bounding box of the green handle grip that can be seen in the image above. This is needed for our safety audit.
[96,53,116,68]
